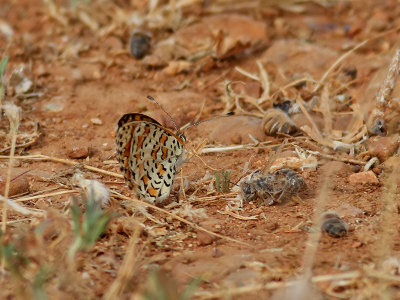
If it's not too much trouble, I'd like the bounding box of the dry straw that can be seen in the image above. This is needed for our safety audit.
[103,223,141,299]
[367,49,400,134]
[2,103,21,233]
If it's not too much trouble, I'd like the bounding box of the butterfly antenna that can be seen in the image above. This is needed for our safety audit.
[147,95,179,131]
[181,112,234,131]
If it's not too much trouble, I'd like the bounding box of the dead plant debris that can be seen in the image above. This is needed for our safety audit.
[1,0,400,299]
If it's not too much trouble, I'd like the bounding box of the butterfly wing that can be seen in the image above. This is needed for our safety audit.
[116,113,185,203]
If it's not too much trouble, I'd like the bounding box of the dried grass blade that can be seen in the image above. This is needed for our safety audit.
[256,60,270,104]
[313,39,368,93]
[111,191,251,247]
[320,85,333,135]
[235,66,259,81]
[296,97,323,140]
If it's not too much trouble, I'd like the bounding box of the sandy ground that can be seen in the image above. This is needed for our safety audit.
[1,0,400,299]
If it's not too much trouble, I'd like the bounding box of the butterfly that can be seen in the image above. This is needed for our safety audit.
[116,112,186,204]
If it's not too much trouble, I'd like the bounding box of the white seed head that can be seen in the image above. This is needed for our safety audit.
[3,102,21,131]
[72,173,110,206]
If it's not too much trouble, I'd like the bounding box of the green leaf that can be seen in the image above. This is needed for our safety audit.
[0,56,9,77]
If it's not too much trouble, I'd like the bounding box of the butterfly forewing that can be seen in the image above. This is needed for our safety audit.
[116,113,185,203]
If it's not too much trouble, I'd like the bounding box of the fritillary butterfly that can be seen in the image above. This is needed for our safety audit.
[116,113,186,204]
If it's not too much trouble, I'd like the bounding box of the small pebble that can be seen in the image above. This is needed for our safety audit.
[372,167,382,175]
[230,135,242,144]
[90,118,103,125]
[196,230,216,246]
[67,145,90,159]
[321,211,349,238]
[367,135,399,162]
[130,31,151,59]
[348,171,379,185]
[0,169,30,197]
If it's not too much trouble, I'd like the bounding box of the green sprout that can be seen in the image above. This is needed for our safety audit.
[68,191,113,261]
[32,267,48,300]
[0,230,29,279]
[69,0,91,6]
[0,56,9,104]
[214,169,231,193]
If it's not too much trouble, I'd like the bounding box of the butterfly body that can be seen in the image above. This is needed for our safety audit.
[116,113,186,204]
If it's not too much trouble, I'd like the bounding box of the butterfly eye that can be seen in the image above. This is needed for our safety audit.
[178,133,186,142]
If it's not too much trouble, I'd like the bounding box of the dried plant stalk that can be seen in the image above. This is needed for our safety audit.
[313,40,368,93]
[368,49,400,134]
[103,224,141,300]
[375,170,398,297]
[2,104,21,233]
[376,49,400,108]
[301,168,333,279]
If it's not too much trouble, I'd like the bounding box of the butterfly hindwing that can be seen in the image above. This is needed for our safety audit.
[116,113,185,203]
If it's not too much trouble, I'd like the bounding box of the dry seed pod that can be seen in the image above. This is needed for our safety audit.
[130,31,152,60]
[321,211,349,238]
[262,108,297,135]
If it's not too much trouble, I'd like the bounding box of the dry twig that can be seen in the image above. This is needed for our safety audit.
[111,191,251,247]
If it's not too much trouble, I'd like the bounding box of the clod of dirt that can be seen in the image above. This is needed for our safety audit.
[0,168,30,197]
[143,14,267,67]
[348,170,379,185]
[194,115,265,145]
[130,31,151,59]
[196,230,216,246]
[90,117,103,125]
[321,211,349,238]
[66,145,91,159]
[367,134,399,162]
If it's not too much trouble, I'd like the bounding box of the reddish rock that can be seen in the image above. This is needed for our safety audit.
[195,115,266,145]
[67,145,90,159]
[196,230,216,246]
[367,135,399,162]
[348,171,379,185]
[372,167,382,175]
[0,169,30,197]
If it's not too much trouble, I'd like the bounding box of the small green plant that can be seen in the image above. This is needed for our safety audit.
[143,268,201,300]
[68,191,113,261]
[32,267,48,300]
[69,0,91,6]
[214,169,231,193]
[0,230,29,279]
[0,56,9,104]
